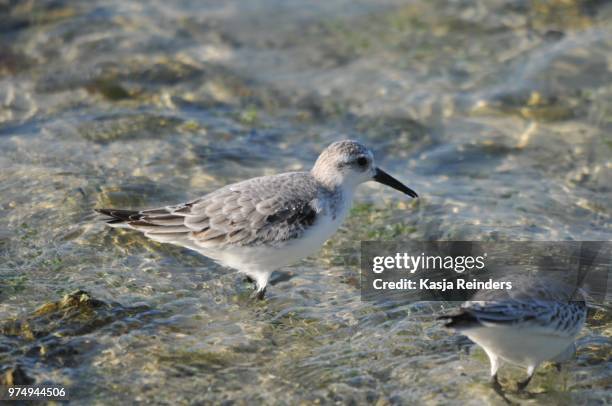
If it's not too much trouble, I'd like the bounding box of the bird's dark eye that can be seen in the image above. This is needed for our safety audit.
[356,156,368,167]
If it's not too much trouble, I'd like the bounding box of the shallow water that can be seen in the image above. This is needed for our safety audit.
[1,0,611,404]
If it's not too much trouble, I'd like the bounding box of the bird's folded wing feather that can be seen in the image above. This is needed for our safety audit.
[463,299,586,336]
[116,173,320,249]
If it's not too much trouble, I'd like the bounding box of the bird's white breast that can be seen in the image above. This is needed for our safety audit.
[204,189,353,272]
[464,325,576,368]
[290,192,352,259]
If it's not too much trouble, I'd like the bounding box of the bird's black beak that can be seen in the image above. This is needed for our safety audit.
[373,167,418,198]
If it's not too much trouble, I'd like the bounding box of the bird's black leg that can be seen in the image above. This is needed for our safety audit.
[516,370,535,392]
[246,274,268,301]
[490,374,512,404]
[491,373,504,395]
[250,286,266,301]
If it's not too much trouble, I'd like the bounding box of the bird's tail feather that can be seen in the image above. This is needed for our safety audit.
[95,208,144,227]
[95,208,142,222]
[95,208,191,234]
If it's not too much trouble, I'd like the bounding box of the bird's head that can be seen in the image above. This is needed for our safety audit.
[311,140,418,198]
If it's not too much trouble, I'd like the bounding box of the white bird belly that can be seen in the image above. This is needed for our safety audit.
[464,325,575,368]
[199,197,351,272]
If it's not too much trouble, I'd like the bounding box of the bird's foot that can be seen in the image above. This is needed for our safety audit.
[516,375,533,392]
[490,374,513,405]
[556,362,570,392]
[250,287,266,301]
[514,379,538,399]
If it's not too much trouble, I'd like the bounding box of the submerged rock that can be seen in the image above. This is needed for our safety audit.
[35,290,106,314]
[76,114,186,144]
[1,290,122,340]
[0,290,159,380]
[84,78,132,101]
[0,364,35,385]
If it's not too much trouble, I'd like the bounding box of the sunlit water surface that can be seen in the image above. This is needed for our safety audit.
[1,0,611,404]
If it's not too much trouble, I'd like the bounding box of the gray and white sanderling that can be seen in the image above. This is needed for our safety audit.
[440,277,587,395]
[96,140,418,299]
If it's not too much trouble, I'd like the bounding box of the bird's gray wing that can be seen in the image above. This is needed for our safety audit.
[462,299,586,337]
[97,172,321,249]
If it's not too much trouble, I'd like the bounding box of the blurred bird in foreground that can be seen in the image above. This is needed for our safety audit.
[440,277,586,396]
